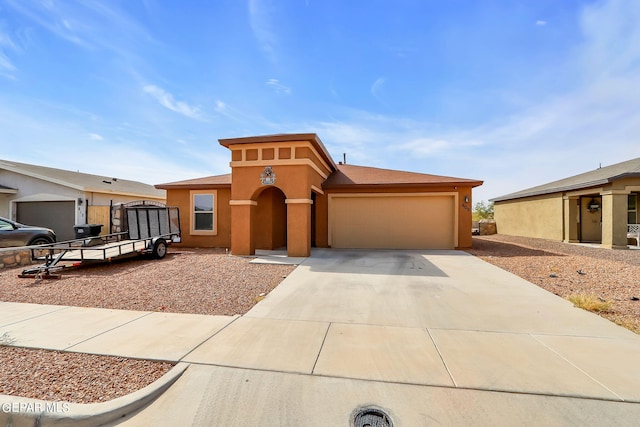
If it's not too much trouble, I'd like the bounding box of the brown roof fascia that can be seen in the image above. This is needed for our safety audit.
[155,174,232,190]
[219,133,337,171]
[155,183,231,190]
[324,181,483,190]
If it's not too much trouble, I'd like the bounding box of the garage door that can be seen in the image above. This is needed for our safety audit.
[16,201,75,241]
[329,194,456,249]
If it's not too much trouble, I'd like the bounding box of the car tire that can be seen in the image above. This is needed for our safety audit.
[28,237,53,246]
[152,238,168,259]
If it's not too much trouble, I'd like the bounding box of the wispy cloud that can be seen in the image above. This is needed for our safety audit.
[266,78,291,95]
[5,1,153,59]
[88,133,104,141]
[535,20,547,26]
[370,77,385,100]
[248,0,278,63]
[0,26,18,79]
[143,85,204,120]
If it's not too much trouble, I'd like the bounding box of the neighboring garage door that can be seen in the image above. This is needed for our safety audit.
[329,194,456,249]
[16,201,75,241]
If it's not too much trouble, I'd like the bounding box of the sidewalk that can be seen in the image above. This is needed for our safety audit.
[2,249,640,426]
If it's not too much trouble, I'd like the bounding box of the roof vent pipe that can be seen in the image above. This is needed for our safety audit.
[343,153,347,164]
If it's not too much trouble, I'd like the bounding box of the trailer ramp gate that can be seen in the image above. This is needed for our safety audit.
[126,206,180,240]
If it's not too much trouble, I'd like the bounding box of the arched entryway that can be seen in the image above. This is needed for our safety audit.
[253,186,287,250]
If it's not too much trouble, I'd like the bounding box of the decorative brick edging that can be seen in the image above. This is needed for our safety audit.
[0,249,34,270]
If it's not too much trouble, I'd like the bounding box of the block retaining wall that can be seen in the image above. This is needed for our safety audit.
[0,249,34,270]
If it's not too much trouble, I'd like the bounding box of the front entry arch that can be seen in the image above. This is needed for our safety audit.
[253,186,287,250]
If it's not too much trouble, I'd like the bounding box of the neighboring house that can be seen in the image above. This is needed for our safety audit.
[156,133,483,257]
[0,159,166,241]
[491,157,640,249]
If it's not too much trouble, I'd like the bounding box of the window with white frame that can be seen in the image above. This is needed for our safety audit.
[191,190,217,234]
[629,193,638,224]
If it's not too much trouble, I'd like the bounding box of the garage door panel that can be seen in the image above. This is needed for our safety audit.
[330,195,455,249]
[17,201,75,241]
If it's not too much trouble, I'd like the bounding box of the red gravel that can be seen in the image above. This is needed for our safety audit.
[0,248,295,404]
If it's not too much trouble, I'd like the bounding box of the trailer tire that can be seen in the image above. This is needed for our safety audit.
[152,238,168,259]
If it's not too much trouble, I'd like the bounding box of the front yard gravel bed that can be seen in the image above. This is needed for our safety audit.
[0,347,173,404]
[0,248,295,404]
[0,248,295,315]
[467,235,640,334]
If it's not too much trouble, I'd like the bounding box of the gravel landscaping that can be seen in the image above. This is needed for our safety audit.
[1,239,639,404]
[0,248,295,404]
[0,347,173,403]
[467,235,640,334]
[0,248,296,315]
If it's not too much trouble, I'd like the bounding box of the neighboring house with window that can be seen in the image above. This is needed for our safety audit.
[156,133,483,256]
[491,157,640,248]
[0,159,166,241]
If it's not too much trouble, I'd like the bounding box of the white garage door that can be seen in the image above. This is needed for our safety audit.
[329,194,456,249]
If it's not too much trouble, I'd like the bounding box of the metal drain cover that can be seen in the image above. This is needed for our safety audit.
[352,406,393,427]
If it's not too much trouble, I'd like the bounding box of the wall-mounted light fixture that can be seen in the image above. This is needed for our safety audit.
[588,198,600,213]
[464,196,470,203]
[78,198,83,205]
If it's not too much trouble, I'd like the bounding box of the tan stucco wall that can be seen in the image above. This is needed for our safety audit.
[494,194,564,240]
[314,192,329,248]
[165,187,231,248]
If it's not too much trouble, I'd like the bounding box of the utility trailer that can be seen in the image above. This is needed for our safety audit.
[19,204,181,279]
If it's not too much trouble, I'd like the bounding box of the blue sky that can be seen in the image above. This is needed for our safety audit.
[1,0,639,203]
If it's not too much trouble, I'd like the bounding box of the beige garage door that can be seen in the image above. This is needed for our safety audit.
[329,195,456,249]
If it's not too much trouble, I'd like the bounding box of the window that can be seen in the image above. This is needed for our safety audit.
[191,190,217,235]
[629,194,638,224]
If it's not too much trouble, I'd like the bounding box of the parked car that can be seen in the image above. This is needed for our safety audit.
[0,216,56,247]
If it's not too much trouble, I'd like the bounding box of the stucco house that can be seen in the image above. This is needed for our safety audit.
[491,157,640,248]
[0,159,166,241]
[156,133,483,257]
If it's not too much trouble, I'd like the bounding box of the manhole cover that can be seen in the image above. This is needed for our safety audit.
[352,406,393,427]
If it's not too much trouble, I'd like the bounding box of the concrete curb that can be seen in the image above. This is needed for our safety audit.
[0,362,189,426]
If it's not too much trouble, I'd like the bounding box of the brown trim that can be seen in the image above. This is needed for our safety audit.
[323,182,482,190]
[156,183,231,190]
[219,133,337,171]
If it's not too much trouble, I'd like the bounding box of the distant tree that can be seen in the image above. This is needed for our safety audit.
[473,201,494,220]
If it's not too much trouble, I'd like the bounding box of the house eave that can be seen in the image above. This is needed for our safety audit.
[323,181,483,191]
[84,188,166,200]
[490,179,610,202]
[155,183,231,190]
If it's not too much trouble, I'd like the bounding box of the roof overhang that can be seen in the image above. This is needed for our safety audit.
[0,185,17,195]
[490,174,640,203]
[324,181,484,190]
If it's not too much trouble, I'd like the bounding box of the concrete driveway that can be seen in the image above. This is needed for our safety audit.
[112,249,640,426]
